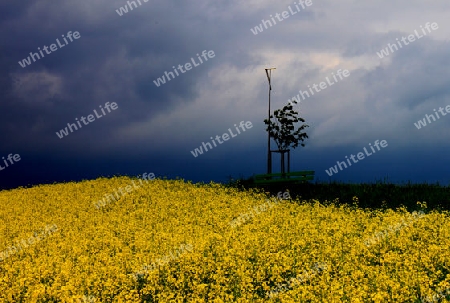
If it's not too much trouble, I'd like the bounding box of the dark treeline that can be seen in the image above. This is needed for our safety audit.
[226,178,450,212]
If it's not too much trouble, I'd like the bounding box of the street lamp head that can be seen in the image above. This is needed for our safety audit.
[265,68,276,89]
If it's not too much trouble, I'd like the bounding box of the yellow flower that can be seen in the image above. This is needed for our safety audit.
[0,177,447,302]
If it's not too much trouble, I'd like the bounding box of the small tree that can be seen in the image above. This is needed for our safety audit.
[263,100,309,174]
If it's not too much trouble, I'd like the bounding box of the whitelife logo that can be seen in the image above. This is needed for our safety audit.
[229,191,290,228]
[93,172,155,209]
[0,153,21,172]
[363,211,424,247]
[250,0,313,35]
[78,295,96,303]
[153,50,215,87]
[18,31,81,68]
[325,140,388,176]
[421,287,450,303]
[190,121,253,157]
[0,224,58,262]
[55,102,118,139]
[266,262,327,298]
[414,105,450,129]
[133,243,194,279]
[115,0,150,16]
[376,22,439,59]
[287,69,350,105]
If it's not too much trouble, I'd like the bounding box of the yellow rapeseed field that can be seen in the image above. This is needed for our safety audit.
[0,177,449,302]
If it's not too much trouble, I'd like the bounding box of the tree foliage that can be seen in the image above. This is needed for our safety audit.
[263,100,309,151]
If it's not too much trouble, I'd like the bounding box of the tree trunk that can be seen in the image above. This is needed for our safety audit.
[279,149,290,177]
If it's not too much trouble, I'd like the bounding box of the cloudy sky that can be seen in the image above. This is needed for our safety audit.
[1,0,450,190]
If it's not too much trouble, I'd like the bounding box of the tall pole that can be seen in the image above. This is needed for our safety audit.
[265,68,276,174]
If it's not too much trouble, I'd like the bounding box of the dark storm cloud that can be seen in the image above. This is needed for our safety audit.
[362,38,450,113]
[0,0,222,154]
[1,0,450,189]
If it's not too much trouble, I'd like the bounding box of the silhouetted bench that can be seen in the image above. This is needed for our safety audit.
[253,170,315,185]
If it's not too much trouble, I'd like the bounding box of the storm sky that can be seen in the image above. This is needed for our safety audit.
[1,0,450,190]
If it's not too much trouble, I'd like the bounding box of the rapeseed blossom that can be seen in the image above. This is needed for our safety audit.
[0,177,449,302]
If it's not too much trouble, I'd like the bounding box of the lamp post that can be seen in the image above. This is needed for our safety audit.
[265,68,276,174]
